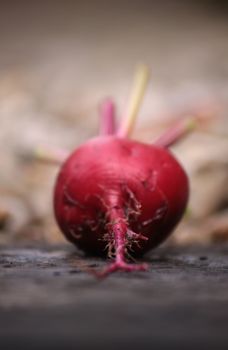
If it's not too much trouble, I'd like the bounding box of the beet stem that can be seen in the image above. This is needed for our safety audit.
[154,116,197,148]
[118,65,150,138]
[99,98,116,136]
[23,145,69,165]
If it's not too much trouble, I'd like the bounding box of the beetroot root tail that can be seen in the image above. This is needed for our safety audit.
[94,261,148,279]
[91,194,148,278]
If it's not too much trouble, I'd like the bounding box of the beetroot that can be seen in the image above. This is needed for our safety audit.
[54,136,188,276]
[53,67,190,276]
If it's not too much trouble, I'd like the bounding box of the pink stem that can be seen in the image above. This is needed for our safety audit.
[154,116,197,148]
[99,98,116,136]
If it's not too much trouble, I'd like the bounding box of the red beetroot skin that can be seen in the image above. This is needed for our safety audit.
[54,136,189,261]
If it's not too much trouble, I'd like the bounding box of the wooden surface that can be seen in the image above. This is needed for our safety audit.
[1,244,228,349]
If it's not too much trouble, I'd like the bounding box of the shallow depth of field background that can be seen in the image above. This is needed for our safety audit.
[0,0,228,247]
[1,2,228,349]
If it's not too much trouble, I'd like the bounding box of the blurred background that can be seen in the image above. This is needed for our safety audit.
[0,0,228,247]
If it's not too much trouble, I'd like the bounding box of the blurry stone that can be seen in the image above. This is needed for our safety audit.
[0,208,10,230]
[172,210,228,246]
[176,131,228,219]
[0,0,228,246]
[0,191,31,241]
